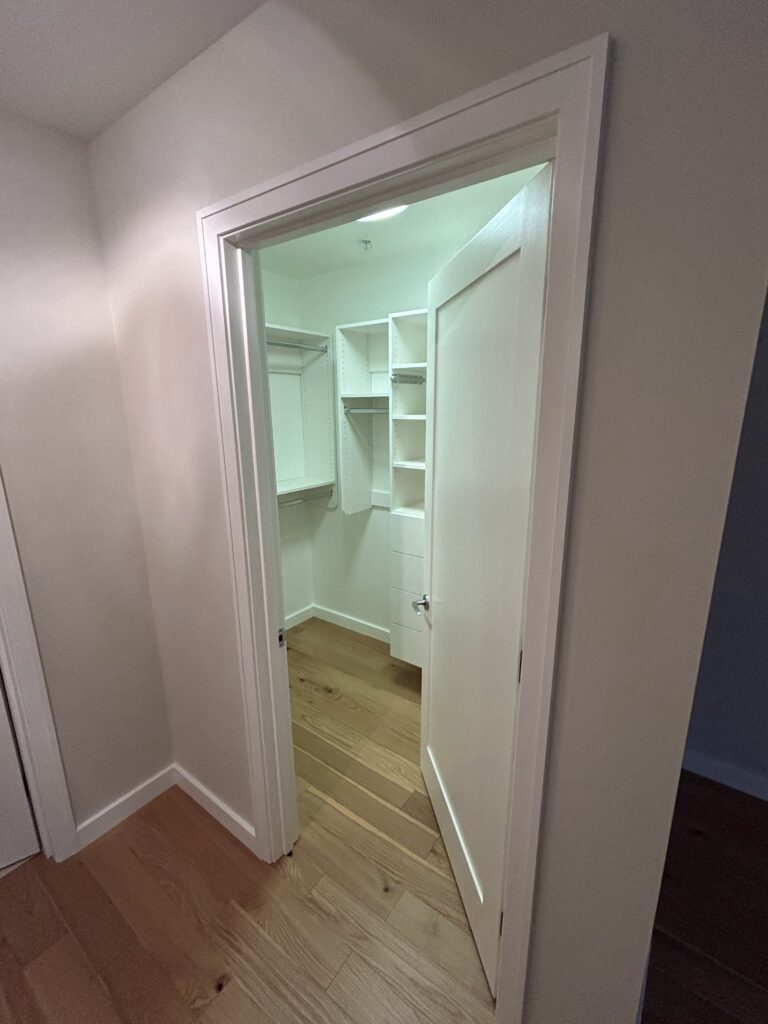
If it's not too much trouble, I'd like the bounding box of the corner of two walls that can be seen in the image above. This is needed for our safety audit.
[0,109,173,843]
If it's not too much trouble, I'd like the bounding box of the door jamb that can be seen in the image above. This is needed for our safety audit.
[198,34,608,1023]
[0,470,79,862]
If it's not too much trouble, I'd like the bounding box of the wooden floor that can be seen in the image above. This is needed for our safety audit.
[642,770,768,1023]
[0,616,492,1023]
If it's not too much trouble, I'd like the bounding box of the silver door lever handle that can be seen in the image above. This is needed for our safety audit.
[411,594,430,615]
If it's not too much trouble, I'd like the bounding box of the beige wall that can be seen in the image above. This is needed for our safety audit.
[88,2,768,1020]
[0,110,171,824]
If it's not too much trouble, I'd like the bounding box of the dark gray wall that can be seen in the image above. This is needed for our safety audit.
[685,291,768,797]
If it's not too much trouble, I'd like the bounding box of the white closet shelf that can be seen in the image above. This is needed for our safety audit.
[392,504,425,519]
[393,414,427,422]
[340,392,390,400]
[265,324,330,344]
[393,460,426,471]
[277,476,335,498]
[392,362,427,371]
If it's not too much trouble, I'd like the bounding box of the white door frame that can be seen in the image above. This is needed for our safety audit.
[0,470,79,862]
[198,35,607,1023]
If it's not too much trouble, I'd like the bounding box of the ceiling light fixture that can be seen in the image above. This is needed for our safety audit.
[356,205,408,223]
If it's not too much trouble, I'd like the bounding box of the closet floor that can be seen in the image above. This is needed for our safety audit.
[287,616,494,1014]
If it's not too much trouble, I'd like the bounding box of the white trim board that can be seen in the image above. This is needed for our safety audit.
[76,764,176,847]
[285,604,390,643]
[76,763,256,850]
[683,748,768,802]
[198,35,608,1024]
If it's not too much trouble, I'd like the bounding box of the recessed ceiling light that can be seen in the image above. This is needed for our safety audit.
[356,205,408,223]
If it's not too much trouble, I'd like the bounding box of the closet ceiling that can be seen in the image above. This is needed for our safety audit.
[0,0,261,139]
[260,166,543,278]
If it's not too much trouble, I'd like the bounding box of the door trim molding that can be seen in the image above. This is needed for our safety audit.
[197,35,608,1022]
[0,471,78,861]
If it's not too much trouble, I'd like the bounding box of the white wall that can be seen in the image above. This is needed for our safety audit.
[87,3,768,1020]
[0,109,171,824]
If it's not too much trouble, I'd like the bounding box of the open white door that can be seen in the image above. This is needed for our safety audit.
[421,164,552,992]
[0,677,39,868]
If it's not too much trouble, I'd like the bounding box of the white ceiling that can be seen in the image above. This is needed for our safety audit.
[260,166,544,279]
[0,0,260,139]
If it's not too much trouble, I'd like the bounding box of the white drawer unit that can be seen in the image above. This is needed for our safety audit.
[390,587,424,632]
[390,512,425,557]
[390,550,424,595]
[390,623,425,668]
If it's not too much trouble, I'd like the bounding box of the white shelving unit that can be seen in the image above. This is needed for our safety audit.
[336,320,391,514]
[333,310,429,668]
[388,310,428,667]
[265,324,335,504]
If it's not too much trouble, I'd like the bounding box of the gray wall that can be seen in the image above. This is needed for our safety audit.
[86,2,768,1021]
[685,293,768,798]
[0,109,171,824]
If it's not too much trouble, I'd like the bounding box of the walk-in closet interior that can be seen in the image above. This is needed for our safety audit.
[257,163,545,999]
[260,165,542,664]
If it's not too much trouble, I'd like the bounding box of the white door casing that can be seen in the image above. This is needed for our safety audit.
[199,37,607,1023]
[421,165,552,991]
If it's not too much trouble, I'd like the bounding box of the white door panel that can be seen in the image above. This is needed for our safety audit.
[422,165,551,992]
[0,678,39,868]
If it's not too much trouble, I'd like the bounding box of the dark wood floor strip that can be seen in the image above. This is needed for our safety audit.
[644,771,768,1023]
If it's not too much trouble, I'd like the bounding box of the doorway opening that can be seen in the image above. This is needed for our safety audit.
[199,39,606,1021]
[254,162,549,999]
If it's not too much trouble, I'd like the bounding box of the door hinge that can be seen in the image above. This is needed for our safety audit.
[278,627,286,648]
[518,648,523,684]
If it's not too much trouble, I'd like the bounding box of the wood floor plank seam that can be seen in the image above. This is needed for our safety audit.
[653,922,768,995]
[293,748,438,858]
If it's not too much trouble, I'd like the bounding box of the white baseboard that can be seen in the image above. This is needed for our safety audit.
[76,764,176,847]
[284,602,390,643]
[683,748,768,801]
[173,763,256,848]
[284,605,316,630]
[76,762,256,851]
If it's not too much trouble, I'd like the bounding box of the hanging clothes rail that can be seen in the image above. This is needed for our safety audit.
[345,407,388,415]
[391,372,426,384]
[267,338,328,353]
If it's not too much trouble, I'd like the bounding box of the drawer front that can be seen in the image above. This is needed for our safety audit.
[390,587,424,632]
[390,623,425,668]
[390,513,425,557]
[390,551,423,594]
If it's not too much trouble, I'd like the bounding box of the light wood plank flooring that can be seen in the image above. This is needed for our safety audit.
[0,616,492,1023]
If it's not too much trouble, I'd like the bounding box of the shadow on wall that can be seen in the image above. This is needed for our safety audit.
[684,288,768,799]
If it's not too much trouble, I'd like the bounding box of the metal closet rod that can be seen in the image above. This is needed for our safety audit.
[267,338,328,353]
[345,407,388,415]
